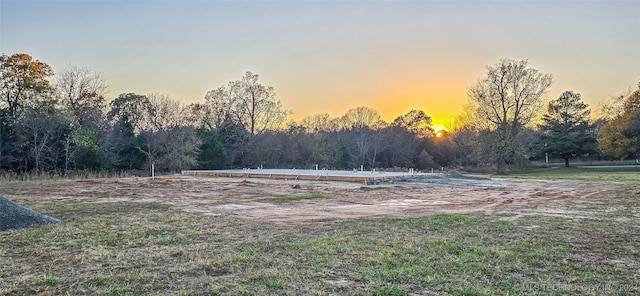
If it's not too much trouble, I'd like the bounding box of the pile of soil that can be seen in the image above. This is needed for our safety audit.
[0,195,62,231]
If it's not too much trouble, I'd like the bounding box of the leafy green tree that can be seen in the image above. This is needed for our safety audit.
[152,125,200,172]
[336,141,352,169]
[539,91,597,167]
[71,127,106,171]
[430,131,457,167]
[308,132,334,169]
[104,120,146,171]
[392,109,435,139]
[216,114,249,167]
[377,126,418,168]
[196,127,227,169]
[107,93,200,173]
[14,106,73,172]
[0,108,16,169]
[106,93,151,171]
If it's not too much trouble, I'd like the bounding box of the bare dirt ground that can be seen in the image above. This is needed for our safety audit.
[3,174,616,222]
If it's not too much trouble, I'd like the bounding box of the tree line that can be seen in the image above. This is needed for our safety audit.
[1,53,638,175]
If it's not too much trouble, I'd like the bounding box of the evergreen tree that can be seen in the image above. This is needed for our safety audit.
[196,127,227,169]
[539,91,597,167]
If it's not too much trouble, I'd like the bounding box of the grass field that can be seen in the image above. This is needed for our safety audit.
[503,166,640,182]
[1,169,639,295]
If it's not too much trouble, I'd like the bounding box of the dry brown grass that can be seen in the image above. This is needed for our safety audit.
[1,172,639,295]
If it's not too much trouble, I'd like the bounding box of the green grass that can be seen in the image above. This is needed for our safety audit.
[31,276,59,286]
[84,274,115,287]
[371,284,408,296]
[258,192,324,202]
[1,174,639,295]
[259,276,287,289]
[503,166,640,182]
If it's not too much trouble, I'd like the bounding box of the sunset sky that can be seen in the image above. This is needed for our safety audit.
[1,1,639,128]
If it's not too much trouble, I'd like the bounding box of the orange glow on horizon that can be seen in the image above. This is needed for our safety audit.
[283,74,470,129]
[432,125,446,132]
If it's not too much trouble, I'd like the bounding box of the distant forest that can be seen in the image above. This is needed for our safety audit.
[1,53,639,175]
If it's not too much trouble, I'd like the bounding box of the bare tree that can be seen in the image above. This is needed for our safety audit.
[203,87,233,130]
[56,65,108,128]
[338,107,387,169]
[142,93,187,132]
[185,103,218,130]
[598,93,628,122]
[205,71,291,136]
[339,106,386,130]
[378,125,421,168]
[468,59,552,173]
[137,94,199,172]
[299,113,333,133]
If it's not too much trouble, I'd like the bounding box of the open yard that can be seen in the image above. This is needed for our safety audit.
[1,170,639,295]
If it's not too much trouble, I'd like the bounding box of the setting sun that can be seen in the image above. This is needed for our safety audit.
[433,125,447,138]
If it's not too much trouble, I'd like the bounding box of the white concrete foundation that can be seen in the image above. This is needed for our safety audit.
[182,169,428,184]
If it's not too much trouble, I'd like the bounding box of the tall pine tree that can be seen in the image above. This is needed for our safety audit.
[539,91,597,167]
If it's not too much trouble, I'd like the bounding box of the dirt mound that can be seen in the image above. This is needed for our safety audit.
[0,195,62,231]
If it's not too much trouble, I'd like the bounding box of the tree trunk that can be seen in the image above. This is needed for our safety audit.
[564,158,570,167]
[64,135,71,174]
[495,130,508,174]
[496,158,506,174]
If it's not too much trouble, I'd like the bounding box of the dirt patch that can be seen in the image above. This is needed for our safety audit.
[2,175,614,222]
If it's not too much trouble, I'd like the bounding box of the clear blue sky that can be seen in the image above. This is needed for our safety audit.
[1,0,639,126]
